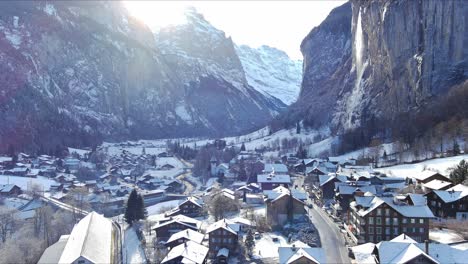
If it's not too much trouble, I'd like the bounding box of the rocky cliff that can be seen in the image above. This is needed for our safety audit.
[288,0,466,136]
[0,2,284,151]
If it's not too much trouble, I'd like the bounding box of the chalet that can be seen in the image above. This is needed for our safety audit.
[315,174,347,200]
[167,197,204,217]
[257,173,291,190]
[38,212,117,264]
[207,219,239,259]
[6,167,29,176]
[165,229,205,249]
[412,171,451,184]
[351,234,467,264]
[335,182,377,216]
[425,184,468,220]
[161,240,209,264]
[0,184,22,196]
[153,215,201,240]
[264,186,306,227]
[278,244,326,264]
[0,156,13,168]
[349,195,434,244]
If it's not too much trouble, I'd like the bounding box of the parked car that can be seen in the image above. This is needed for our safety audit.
[347,246,355,258]
[254,232,261,240]
[272,236,279,242]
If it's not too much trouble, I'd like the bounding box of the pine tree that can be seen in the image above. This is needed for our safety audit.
[125,189,138,225]
[136,194,147,220]
[450,160,468,184]
[296,122,301,134]
[453,141,460,156]
[244,229,255,255]
[240,143,246,152]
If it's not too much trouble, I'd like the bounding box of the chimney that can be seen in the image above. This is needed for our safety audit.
[292,244,297,252]
[184,241,187,248]
[425,240,429,254]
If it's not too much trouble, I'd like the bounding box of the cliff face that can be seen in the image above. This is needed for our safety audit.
[0,2,284,151]
[292,0,466,134]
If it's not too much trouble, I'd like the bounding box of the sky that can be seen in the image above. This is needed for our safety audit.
[123,1,346,60]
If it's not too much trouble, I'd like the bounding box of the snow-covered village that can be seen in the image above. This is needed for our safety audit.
[0,0,467,263]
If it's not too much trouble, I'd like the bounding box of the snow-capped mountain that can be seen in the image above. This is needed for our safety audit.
[0,2,285,152]
[236,45,302,105]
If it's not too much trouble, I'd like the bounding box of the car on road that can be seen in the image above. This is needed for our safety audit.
[307,203,313,208]
[272,236,279,242]
[347,246,355,258]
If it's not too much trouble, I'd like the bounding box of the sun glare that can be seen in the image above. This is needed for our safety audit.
[123,1,188,29]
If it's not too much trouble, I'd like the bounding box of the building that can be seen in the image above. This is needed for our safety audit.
[425,184,468,220]
[161,240,209,264]
[316,174,347,200]
[349,195,434,244]
[257,173,291,190]
[167,197,204,217]
[351,234,467,264]
[264,186,306,227]
[165,229,205,249]
[38,212,117,264]
[412,171,451,184]
[0,184,22,196]
[278,244,326,264]
[153,215,201,240]
[263,163,288,174]
[207,219,239,259]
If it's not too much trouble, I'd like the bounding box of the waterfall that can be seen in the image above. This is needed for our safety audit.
[354,9,365,90]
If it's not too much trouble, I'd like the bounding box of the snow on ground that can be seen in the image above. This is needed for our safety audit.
[123,227,146,264]
[105,145,166,156]
[376,154,468,177]
[252,232,300,259]
[0,175,56,191]
[146,199,182,216]
[68,147,91,157]
[430,228,465,244]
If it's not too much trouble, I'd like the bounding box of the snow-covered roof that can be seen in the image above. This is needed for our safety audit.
[38,235,70,264]
[351,243,377,264]
[206,219,239,235]
[377,242,437,264]
[217,248,229,257]
[257,173,291,184]
[413,170,448,182]
[337,185,376,195]
[58,212,113,264]
[263,186,306,202]
[433,184,468,203]
[161,240,209,264]
[406,193,427,206]
[355,196,434,218]
[263,163,288,173]
[166,229,204,245]
[318,174,347,186]
[278,245,326,264]
[422,179,453,190]
[390,233,418,243]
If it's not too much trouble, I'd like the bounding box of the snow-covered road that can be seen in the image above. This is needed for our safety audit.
[123,227,146,264]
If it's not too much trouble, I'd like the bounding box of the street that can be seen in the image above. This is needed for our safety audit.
[307,205,349,263]
[294,174,349,263]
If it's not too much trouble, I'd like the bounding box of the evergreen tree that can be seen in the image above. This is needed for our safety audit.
[125,189,138,225]
[238,158,247,181]
[244,229,255,255]
[450,160,468,184]
[240,143,246,152]
[383,150,388,160]
[296,122,301,134]
[136,194,147,220]
[453,141,460,156]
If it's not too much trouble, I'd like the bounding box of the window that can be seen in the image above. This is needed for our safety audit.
[376,235,382,242]
[385,227,391,235]
[419,228,424,233]
[419,219,424,224]
[403,227,407,232]
[376,217,382,225]
[385,218,391,225]
[385,209,390,216]
[377,209,382,216]
[402,218,407,224]
[376,227,382,234]
[393,227,399,235]
[368,217,374,224]
[411,218,415,224]
[369,226,374,234]
[78,261,85,264]
[431,201,436,206]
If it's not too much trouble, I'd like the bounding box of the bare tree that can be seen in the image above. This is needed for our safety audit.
[0,206,19,243]
[207,192,240,221]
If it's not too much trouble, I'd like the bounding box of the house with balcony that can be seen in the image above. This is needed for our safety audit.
[425,184,468,220]
[207,219,239,260]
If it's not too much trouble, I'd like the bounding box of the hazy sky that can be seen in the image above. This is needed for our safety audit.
[124,1,346,60]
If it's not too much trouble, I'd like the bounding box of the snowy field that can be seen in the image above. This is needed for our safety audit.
[376,154,468,177]
[0,175,56,191]
[252,233,308,259]
[146,199,182,216]
[430,228,465,244]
